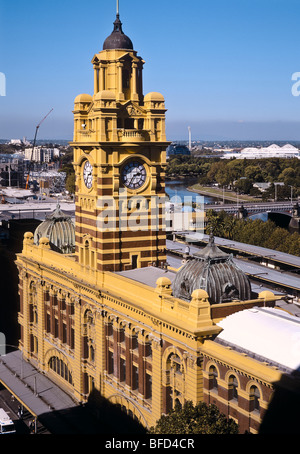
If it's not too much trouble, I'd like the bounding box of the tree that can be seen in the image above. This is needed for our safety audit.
[234,177,253,194]
[149,401,239,434]
[206,210,225,237]
[278,167,296,187]
[205,209,300,256]
[244,165,264,182]
[65,173,75,195]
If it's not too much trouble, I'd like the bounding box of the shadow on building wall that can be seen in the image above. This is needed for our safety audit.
[38,390,146,434]
[0,219,41,346]
[259,370,300,434]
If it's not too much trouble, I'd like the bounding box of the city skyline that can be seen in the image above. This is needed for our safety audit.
[1,0,300,141]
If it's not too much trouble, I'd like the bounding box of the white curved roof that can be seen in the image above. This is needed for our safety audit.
[216,307,300,372]
[267,144,281,149]
[281,143,298,150]
[239,143,299,158]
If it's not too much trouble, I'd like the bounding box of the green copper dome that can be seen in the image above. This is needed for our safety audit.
[34,204,75,254]
[172,235,252,304]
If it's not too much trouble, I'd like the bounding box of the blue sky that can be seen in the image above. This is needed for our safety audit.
[1,0,300,141]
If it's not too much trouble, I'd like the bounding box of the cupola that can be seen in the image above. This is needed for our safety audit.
[34,204,75,254]
[103,14,134,50]
[172,234,252,304]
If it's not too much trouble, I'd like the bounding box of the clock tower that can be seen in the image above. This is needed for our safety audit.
[70,9,170,272]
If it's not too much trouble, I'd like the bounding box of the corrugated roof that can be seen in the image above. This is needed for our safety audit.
[167,239,300,291]
[179,234,300,268]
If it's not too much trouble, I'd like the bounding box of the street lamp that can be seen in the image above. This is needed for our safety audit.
[274,182,280,202]
[289,186,294,204]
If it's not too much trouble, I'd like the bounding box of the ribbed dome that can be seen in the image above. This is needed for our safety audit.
[103,14,133,50]
[172,235,252,304]
[34,204,75,254]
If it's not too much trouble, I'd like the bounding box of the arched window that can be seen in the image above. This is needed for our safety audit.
[250,385,260,412]
[85,310,94,326]
[164,352,185,413]
[209,365,218,392]
[122,69,130,90]
[170,354,182,374]
[84,240,90,267]
[228,374,238,401]
[89,344,95,362]
[49,356,73,385]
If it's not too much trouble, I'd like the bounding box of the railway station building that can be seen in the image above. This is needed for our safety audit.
[15,10,300,433]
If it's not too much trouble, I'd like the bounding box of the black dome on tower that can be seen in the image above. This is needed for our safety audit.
[103,14,134,50]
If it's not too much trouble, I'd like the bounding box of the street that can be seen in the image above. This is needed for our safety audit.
[0,386,50,434]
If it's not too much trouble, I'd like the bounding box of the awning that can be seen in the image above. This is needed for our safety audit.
[0,351,77,417]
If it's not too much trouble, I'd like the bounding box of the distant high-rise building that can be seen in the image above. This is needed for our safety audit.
[24,147,55,163]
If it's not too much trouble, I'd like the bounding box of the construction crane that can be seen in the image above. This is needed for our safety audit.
[25,108,53,190]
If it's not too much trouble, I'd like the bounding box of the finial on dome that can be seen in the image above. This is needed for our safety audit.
[103,1,134,50]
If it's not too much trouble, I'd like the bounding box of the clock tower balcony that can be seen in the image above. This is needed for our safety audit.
[117,129,150,142]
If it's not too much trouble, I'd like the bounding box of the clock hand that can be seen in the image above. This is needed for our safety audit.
[130,172,141,185]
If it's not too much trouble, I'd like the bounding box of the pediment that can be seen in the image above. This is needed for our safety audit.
[121,101,146,116]
[91,54,100,64]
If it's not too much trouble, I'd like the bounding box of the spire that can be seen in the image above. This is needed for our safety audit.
[113,13,123,34]
[193,232,229,261]
[113,0,121,32]
[103,2,134,50]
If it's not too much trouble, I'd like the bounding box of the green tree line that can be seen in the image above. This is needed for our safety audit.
[206,209,300,256]
[166,155,300,198]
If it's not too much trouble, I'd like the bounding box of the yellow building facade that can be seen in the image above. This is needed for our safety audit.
[15,11,295,433]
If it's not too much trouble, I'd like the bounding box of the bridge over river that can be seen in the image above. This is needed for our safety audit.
[202,200,300,232]
[204,201,295,217]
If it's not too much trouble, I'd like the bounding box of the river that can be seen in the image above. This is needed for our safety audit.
[165,178,216,205]
[165,178,267,221]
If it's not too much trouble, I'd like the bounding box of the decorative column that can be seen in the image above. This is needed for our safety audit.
[183,352,203,404]
[95,309,106,395]
[73,297,83,402]
[20,270,30,358]
[124,322,132,390]
[94,65,99,94]
[66,296,72,349]
[137,329,145,397]
[150,334,163,425]
[112,317,119,380]
[117,62,124,101]
[49,288,56,337]
[36,279,46,368]
[100,63,105,91]
[57,291,65,343]
[132,62,138,101]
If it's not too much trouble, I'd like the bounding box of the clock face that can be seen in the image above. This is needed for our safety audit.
[83,160,93,189]
[121,161,147,190]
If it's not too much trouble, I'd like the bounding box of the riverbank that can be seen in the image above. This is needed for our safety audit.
[188,184,260,203]
[165,178,217,204]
